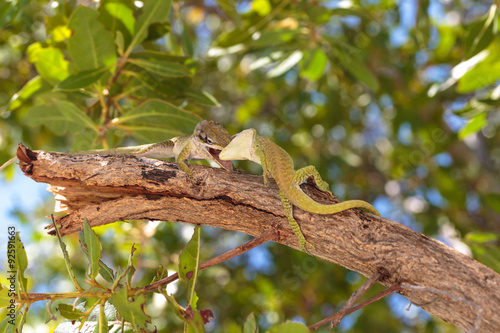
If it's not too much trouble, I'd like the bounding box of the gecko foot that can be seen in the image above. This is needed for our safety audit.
[299,239,316,254]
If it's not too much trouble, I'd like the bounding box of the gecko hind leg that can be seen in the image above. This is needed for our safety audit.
[279,191,315,253]
[293,165,332,195]
[175,144,196,182]
[294,166,381,216]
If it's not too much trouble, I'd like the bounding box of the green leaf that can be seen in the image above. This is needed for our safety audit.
[330,7,371,18]
[185,89,220,107]
[123,71,171,99]
[98,260,115,284]
[54,302,121,332]
[249,52,282,71]
[299,48,328,81]
[216,0,241,26]
[267,50,303,78]
[110,287,151,331]
[111,267,128,291]
[143,22,169,43]
[128,50,189,63]
[458,111,487,139]
[0,2,15,29]
[251,0,271,16]
[455,41,500,93]
[457,60,500,93]
[51,217,83,291]
[186,311,206,333]
[71,128,100,152]
[128,0,172,53]
[308,6,336,24]
[180,18,194,57]
[0,306,21,332]
[7,76,51,111]
[251,29,297,48]
[115,99,201,143]
[56,67,109,90]
[115,30,125,54]
[151,265,167,284]
[33,47,70,85]
[128,58,193,78]
[58,303,86,321]
[333,48,379,91]
[14,233,28,294]
[244,313,258,333]
[466,242,500,274]
[214,25,253,48]
[0,285,11,308]
[179,226,201,308]
[97,301,109,333]
[485,193,500,214]
[266,322,309,333]
[27,99,99,135]
[79,219,102,280]
[464,4,497,59]
[26,42,43,63]
[45,14,72,42]
[124,70,193,101]
[68,6,117,71]
[465,231,499,243]
[98,0,135,49]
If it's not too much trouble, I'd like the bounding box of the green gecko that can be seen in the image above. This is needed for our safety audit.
[0,120,233,176]
[219,128,381,252]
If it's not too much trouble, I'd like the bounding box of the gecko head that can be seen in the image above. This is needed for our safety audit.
[195,120,232,149]
[195,120,233,170]
[219,128,259,163]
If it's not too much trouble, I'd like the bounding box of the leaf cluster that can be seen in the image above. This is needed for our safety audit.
[2,0,220,154]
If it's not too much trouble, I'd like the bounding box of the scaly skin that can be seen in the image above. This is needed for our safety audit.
[219,128,381,252]
[0,120,233,176]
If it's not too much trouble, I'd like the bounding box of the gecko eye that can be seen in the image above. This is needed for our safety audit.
[205,137,214,144]
[198,133,206,141]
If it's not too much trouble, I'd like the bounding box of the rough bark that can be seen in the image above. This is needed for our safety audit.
[15,144,500,333]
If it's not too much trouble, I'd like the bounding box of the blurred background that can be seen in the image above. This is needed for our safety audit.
[0,0,499,332]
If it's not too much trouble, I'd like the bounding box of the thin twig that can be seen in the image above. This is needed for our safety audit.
[309,282,401,331]
[330,270,382,328]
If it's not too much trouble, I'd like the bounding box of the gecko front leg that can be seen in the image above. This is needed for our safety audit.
[175,140,196,179]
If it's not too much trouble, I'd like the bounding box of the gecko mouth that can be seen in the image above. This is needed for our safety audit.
[209,148,233,170]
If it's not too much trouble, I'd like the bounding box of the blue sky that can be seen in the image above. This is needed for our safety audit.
[0,169,50,272]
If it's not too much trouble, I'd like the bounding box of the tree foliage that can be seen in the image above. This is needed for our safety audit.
[0,0,499,332]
